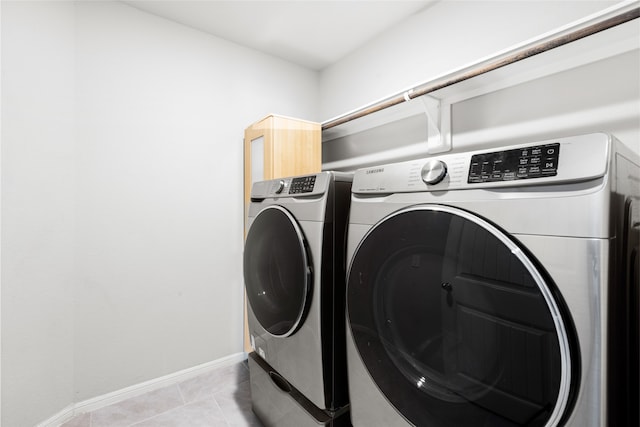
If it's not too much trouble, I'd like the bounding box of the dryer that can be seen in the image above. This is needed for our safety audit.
[345,133,639,426]
[244,171,352,426]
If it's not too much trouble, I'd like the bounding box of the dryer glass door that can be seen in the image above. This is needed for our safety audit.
[244,205,311,337]
[347,205,574,427]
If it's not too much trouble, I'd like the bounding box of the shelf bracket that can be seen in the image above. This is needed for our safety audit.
[419,94,452,154]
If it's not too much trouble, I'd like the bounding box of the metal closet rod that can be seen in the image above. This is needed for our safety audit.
[321,5,640,131]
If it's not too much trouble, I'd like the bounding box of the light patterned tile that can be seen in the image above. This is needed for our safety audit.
[131,397,228,427]
[215,380,263,427]
[179,361,250,403]
[60,412,90,427]
[90,385,184,427]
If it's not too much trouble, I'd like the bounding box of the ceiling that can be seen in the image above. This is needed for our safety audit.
[122,0,436,70]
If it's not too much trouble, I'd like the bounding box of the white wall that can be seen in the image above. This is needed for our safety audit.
[73,1,318,402]
[319,0,620,121]
[1,1,76,426]
[1,1,319,424]
[451,48,640,153]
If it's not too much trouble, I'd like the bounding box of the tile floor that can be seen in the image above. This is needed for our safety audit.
[61,359,264,427]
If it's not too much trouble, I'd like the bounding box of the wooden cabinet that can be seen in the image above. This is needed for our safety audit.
[244,114,321,219]
[243,114,321,351]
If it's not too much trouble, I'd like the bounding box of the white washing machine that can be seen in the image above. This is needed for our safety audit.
[344,133,639,426]
[244,171,352,426]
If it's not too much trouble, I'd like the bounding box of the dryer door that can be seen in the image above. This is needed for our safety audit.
[244,205,312,337]
[347,205,575,427]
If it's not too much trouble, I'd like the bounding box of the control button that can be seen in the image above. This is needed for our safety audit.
[275,180,286,194]
[421,159,447,185]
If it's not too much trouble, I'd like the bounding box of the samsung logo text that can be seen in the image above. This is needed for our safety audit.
[366,168,384,174]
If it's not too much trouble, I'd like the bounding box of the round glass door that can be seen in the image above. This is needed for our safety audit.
[347,205,575,426]
[244,205,311,337]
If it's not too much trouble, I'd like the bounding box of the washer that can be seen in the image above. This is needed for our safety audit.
[345,133,639,426]
[244,171,352,426]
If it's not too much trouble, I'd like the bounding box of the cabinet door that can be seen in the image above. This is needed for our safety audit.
[269,115,321,178]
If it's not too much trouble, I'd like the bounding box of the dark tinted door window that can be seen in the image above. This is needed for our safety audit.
[348,205,572,426]
[244,206,311,337]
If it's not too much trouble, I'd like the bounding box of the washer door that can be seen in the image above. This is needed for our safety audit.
[244,205,312,337]
[347,205,573,426]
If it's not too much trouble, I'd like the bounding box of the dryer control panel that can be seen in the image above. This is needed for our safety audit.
[352,133,611,194]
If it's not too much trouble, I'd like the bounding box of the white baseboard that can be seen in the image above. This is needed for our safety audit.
[37,352,248,427]
[37,404,76,427]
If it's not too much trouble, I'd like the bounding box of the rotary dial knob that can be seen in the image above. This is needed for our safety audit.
[421,159,447,185]
[275,180,286,194]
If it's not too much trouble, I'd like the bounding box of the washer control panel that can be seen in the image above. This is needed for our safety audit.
[468,143,560,183]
